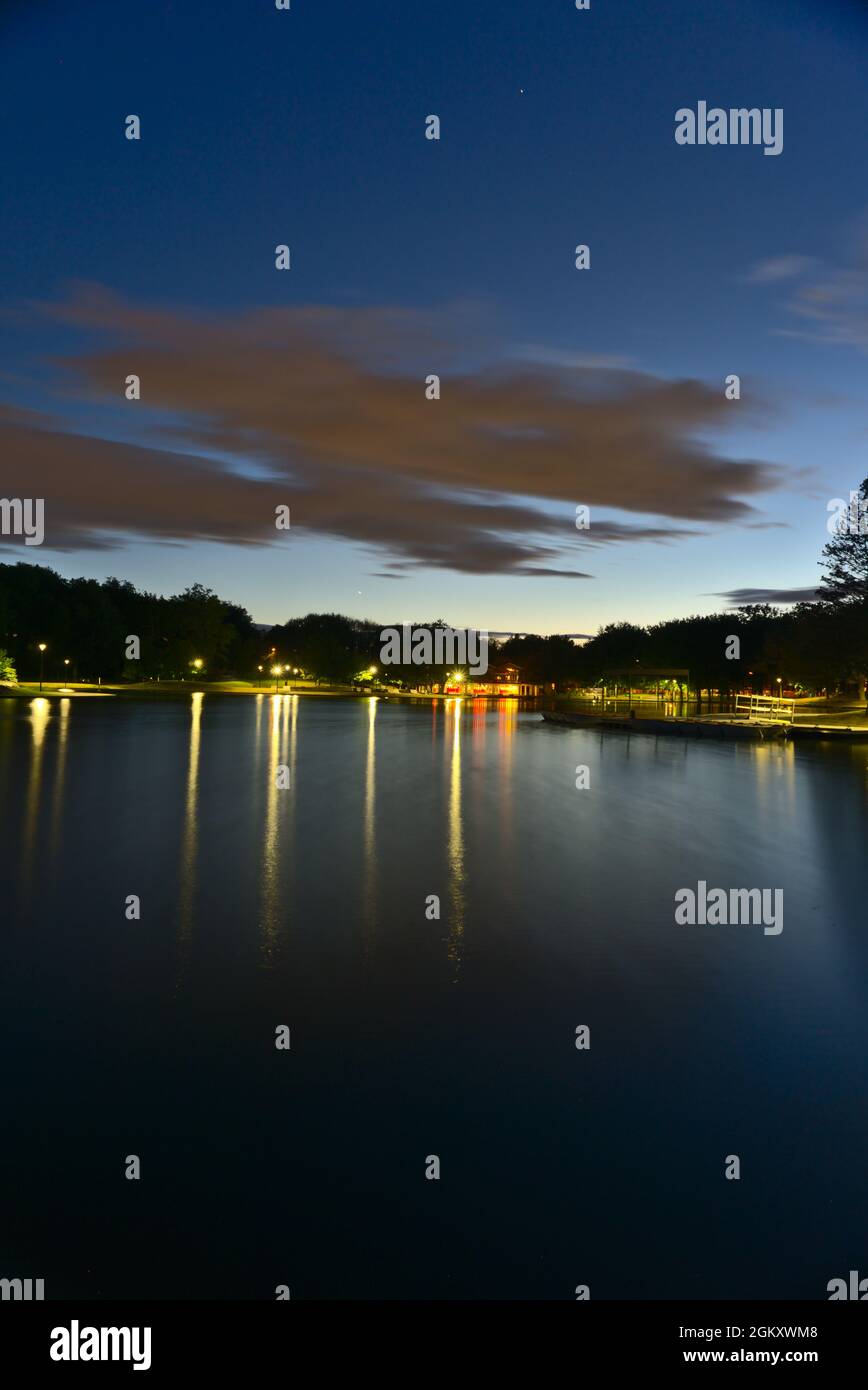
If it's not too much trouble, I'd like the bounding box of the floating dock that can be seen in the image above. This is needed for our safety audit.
[542,711,785,740]
[541,711,868,742]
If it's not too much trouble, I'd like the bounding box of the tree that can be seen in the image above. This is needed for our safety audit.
[819,475,868,703]
[819,476,868,602]
[0,647,18,684]
[582,622,650,679]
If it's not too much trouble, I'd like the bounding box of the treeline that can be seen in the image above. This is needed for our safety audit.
[0,563,259,681]
[504,603,867,694]
[2,475,867,692]
[267,604,867,693]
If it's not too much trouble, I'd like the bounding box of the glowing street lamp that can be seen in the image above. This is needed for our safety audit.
[38,642,47,692]
[257,664,264,688]
[272,663,283,692]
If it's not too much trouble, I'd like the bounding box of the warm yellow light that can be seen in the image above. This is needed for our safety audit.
[192,658,203,670]
[450,671,464,683]
[38,642,47,652]
[368,666,377,675]
[272,665,283,676]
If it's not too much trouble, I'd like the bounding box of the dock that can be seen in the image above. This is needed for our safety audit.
[541,711,868,742]
[541,711,785,740]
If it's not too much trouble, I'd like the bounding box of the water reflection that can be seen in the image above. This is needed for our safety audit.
[446,699,465,973]
[21,698,51,894]
[48,698,70,859]
[260,694,296,961]
[176,693,203,978]
[495,702,517,866]
[362,696,378,950]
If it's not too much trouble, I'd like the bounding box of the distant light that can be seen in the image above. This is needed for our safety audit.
[38,642,47,652]
[192,658,203,670]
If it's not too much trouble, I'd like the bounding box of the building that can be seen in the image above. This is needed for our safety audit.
[443,664,542,698]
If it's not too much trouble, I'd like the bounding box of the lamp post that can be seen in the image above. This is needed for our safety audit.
[38,642,46,692]
[63,658,70,690]
[257,664,263,688]
[272,664,283,692]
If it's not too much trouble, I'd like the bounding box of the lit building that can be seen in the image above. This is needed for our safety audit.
[443,664,542,698]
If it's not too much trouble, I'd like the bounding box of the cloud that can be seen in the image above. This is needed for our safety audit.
[1,284,787,577]
[782,269,868,349]
[713,586,819,606]
[513,345,635,369]
[745,255,813,284]
[766,212,868,350]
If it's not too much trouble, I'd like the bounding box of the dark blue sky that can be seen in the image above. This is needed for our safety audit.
[2,0,867,630]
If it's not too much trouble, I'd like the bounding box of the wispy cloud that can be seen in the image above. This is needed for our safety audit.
[758,211,868,350]
[712,586,819,606]
[744,255,813,284]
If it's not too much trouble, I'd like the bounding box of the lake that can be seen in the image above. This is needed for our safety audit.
[1,693,866,1300]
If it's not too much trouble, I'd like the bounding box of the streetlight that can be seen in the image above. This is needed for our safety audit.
[272,664,283,692]
[257,664,263,688]
[38,642,46,692]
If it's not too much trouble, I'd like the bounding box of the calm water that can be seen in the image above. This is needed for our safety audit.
[1,693,867,1300]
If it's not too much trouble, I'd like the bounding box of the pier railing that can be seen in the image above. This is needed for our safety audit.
[734,694,795,725]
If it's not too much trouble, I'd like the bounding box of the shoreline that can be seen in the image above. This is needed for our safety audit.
[4,683,868,731]
[0,682,537,704]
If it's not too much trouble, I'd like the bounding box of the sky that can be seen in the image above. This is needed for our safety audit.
[2,0,868,633]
